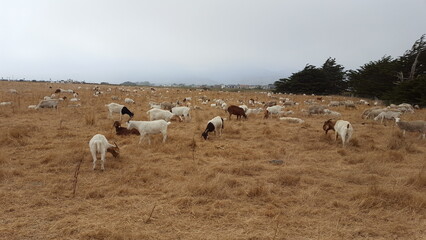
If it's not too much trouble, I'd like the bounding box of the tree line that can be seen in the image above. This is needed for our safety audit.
[274,34,426,106]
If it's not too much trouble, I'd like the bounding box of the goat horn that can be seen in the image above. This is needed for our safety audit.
[114,142,118,148]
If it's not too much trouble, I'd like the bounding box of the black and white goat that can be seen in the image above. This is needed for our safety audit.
[202,116,224,140]
[105,103,134,120]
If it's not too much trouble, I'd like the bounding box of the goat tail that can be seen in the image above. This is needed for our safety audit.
[95,141,102,153]
[347,124,350,129]
[221,118,224,129]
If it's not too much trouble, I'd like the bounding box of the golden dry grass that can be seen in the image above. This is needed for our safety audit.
[1,81,426,239]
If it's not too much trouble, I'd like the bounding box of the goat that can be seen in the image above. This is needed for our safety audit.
[308,105,326,115]
[323,109,341,117]
[105,103,134,120]
[374,111,401,124]
[35,99,59,109]
[55,88,74,94]
[361,107,385,119]
[264,105,284,118]
[323,119,353,146]
[227,105,247,120]
[279,117,304,124]
[127,120,171,144]
[344,101,357,109]
[0,102,12,106]
[113,121,140,135]
[89,134,119,171]
[147,108,176,121]
[395,118,426,139]
[328,101,341,107]
[160,102,175,110]
[171,106,191,121]
[264,101,277,107]
[124,98,135,104]
[202,116,224,140]
[238,105,249,113]
[246,108,263,115]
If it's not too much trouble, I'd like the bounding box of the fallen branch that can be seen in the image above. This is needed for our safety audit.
[72,154,84,198]
[145,205,157,223]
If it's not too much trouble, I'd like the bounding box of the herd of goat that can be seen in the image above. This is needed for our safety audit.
[3,86,425,171]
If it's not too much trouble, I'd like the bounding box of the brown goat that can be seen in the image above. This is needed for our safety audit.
[263,110,270,119]
[113,121,140,135]
[323,119,336,134]
[227,105,247,120]
[107,142,120,158]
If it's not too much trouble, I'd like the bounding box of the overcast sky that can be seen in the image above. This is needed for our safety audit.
[1,0,426,85]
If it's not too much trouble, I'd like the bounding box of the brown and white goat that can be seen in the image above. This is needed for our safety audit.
[323,119,354,146]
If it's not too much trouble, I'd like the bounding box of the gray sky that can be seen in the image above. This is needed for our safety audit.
[1,0,426,85]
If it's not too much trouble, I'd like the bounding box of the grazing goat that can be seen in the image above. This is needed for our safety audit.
[323,119,354,147]
[323,109,341,117]
[395,118,426,139]
[147,108,176,121]
[113,121,140,135]
[264,105,284,118]
[127,120,171,144]
[171,106,191,121]
[374,111,401,124]
[124,98,135,104]
[308,105,326,115]
[246,108,263,115]
[227,105,247,120]
[202,116,224,140]
[160,102,175,110]
[361,107,385,119]
[105,103,134,120]
[89,134,120,171]
[36,99,59,109]
[328,101,341,107]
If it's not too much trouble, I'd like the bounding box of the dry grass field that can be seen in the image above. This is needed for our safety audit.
[1,81,425,240]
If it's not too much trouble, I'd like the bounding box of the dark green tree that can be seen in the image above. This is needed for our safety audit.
[396,34,426,83]
[321,57,347,94]
[347,56,400,99]
[274,58,346,95]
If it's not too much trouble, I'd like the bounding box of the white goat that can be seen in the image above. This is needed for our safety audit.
[279,117,304,123]
[395,118,426,139]
[324,109,341,116]
[171,106,191,121]
[147,108,175,121]
[374,111,401,124]
[88,134,120,171]
[36,99,59,109]
[246,108,263,115]
[125,98,135,104]
[239,105,249,113]
[149,102,161,109]
[127,120,171,144]
[265,105,284,118]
